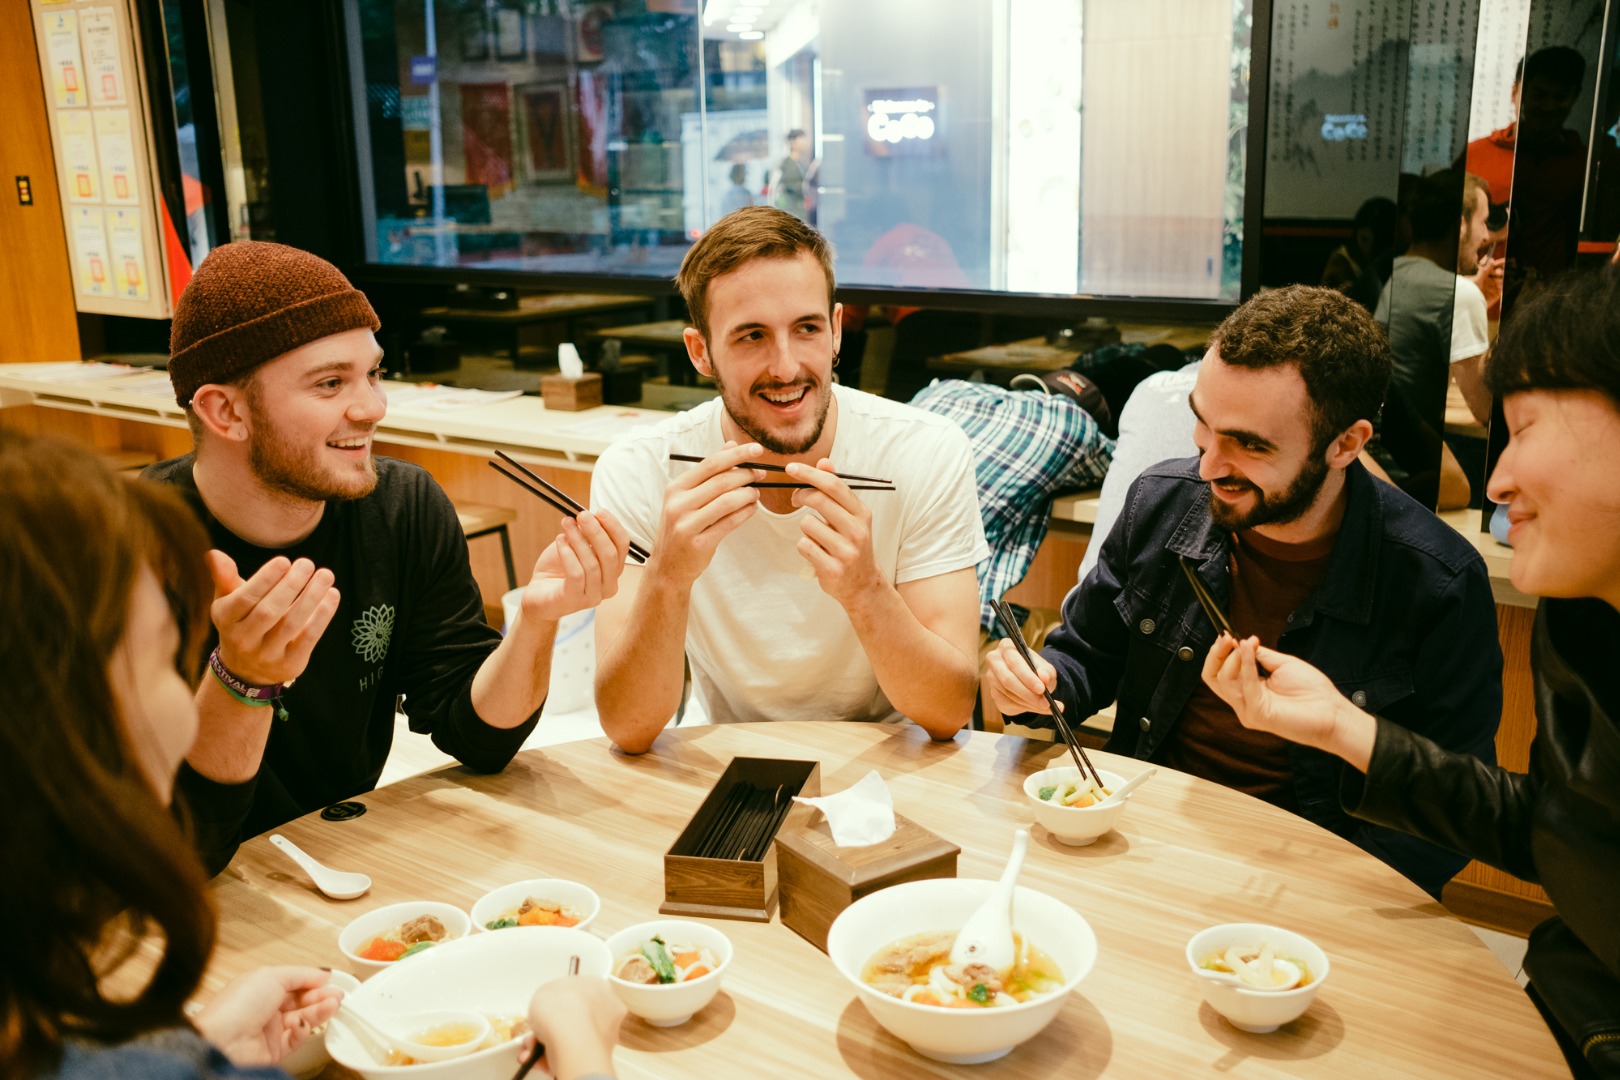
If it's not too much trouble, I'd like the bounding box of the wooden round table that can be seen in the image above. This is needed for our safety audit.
[206,722,1566,1078]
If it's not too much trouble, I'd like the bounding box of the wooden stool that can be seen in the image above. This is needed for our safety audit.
[98,448,157,472]
[454,501,518,591]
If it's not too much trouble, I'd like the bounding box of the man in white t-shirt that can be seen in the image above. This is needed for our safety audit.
[591,207,988,752]
[1375,171,1495,427]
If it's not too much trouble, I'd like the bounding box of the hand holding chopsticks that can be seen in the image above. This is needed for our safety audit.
[488,450,649,565]
[987,600,1106,790]
[512,955,625,1080]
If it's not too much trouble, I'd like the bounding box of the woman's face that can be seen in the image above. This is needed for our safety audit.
[1488,389,1620,608]
[108,566,199,803]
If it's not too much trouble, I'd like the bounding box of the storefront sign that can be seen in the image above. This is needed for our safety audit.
[863,88,939,156]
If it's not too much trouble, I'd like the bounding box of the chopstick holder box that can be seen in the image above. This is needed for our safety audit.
[776,813,960,953]
[661,757,820,922]
[540,372,603,411]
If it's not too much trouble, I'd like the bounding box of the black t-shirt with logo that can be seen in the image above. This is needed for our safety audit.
[147,455,537,872]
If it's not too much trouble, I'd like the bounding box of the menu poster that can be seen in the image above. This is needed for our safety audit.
[93,108,138,205]
[81,7,127,107]
[57,110,100,203]
[71,207,113,297]
[42,10,87,108]
[105,209,150,301]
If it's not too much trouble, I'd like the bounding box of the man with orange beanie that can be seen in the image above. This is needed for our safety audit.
[150,241,630,872]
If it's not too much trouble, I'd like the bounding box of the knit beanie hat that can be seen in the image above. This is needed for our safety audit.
[168,241,380,407]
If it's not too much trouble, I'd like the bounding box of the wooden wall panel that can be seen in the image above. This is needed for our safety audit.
[0,2,80,362]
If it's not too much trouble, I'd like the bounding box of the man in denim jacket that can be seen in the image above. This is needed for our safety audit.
[985,286,1502,898]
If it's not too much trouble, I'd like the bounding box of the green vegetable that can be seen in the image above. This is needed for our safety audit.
[642,937,678,984]
[485,916,519,930]
[1038,786,1057,801]
[399,941,437,959]
[968,983,991,1005]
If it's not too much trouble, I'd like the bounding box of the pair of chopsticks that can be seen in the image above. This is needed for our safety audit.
[991,599,1105,790]
[510,954,581,1080]
[667,453,895,492]
[1178,556,1233,636]
[488,450,649,564]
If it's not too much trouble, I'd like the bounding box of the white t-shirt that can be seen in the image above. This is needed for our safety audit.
[591,384,989,725]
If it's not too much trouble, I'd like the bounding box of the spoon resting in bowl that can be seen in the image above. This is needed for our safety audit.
[1195,955,1304,993]
[333,1003,492,1064]
[949,829,1030,973]
[1096,767,1157,807]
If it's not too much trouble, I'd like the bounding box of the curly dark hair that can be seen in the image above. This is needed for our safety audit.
[1209,284,1393,452]
[1487,264,1620,404]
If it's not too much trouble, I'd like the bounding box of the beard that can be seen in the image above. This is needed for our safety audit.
[711,365,833,456]
[245,393,377,503]
[1207,451,1330,532]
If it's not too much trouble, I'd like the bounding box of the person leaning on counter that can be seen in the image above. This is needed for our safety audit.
[149,242,632,874]
[590,207,988,751]
[983,286,1503,899]
[1203,265,1620,1080]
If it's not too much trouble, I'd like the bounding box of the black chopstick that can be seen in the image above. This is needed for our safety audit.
[510,955,581,1080]
[488,451,650,564]
[748,482,895,491]
[668,453,892,486]
[993,600,1105,790]
[1178,556,1233,636]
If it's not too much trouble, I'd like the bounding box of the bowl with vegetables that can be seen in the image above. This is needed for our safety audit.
[1021,767,1128,846]
[1186,922,1330,1033]
[603,919,732,1027]
[470,879,600,933]
[339,901,472,979]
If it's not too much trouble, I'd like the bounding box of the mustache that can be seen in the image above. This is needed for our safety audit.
[751,377,818,394]
[1210,475,1258,492]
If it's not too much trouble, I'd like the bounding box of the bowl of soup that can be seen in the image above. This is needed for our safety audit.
[1185,922,1330,1033]
[338,901,472,979]
[471,879,600,933]
[603,919,732,1027]
[826,878,1098,1064]
[1022,767,1130,846]
[325,926,610,1079]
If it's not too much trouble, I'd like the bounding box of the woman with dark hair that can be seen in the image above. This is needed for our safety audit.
[0,431,627,1080]
[1201,265,1620,1079]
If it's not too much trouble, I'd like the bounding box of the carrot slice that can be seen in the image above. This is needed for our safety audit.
[673,951,701,967]
[360,937,406,962]
[681,965,710,981]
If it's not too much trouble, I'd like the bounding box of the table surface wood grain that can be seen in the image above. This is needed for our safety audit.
[205,722,1567,1079]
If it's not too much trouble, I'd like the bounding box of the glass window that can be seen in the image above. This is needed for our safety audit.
[347,0,1252,302]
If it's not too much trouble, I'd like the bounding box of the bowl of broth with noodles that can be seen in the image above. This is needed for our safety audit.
[827,878,1097,1064]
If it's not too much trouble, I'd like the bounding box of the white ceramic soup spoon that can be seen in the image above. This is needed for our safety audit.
[949,828,1030,973]
[268,834,372,900]
[1195,956,1304,992]
[334,1002,493,1064]
[1096,767,1157,807]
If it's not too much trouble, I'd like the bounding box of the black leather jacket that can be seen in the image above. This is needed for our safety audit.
[1028,457,1503,898]
[1352,597,1620,1076]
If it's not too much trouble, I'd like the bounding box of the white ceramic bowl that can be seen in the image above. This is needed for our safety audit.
[326,926,610,1079]
[338,900,472,979]
[470,879,601,934]
[826,877,1098,1065]
[1022,767,1130,846]
[1185,923,1330,1033]
[603,919,733,1027]
[282,970,361,1080]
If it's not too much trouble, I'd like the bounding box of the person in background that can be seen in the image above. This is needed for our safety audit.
[592,207,987,751]
[1202,265,1620,1080]
[0,430,628,1080]
[1321,196,1398,311]
[721,163,754,217]
[772,129,814,222]
[982,286,1503,899]
[149,241,631,872]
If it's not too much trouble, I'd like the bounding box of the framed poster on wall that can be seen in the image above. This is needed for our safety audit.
[30,0,172,318]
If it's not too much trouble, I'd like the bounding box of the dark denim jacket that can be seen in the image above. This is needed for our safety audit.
[1029,457,1503,898]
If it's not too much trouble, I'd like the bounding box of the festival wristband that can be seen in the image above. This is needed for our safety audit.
[208,646,292,720]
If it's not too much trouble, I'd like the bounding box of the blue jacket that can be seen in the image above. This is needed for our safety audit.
[1030,457,1503,898]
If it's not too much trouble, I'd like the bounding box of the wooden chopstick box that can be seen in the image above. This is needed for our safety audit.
[776,812,960,953]
[540,372,603,411]
[661,757,820,922]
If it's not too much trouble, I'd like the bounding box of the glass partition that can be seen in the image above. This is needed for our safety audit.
[345,0,1255,303]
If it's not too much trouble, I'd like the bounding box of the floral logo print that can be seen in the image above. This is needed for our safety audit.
[351,604,395,664]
